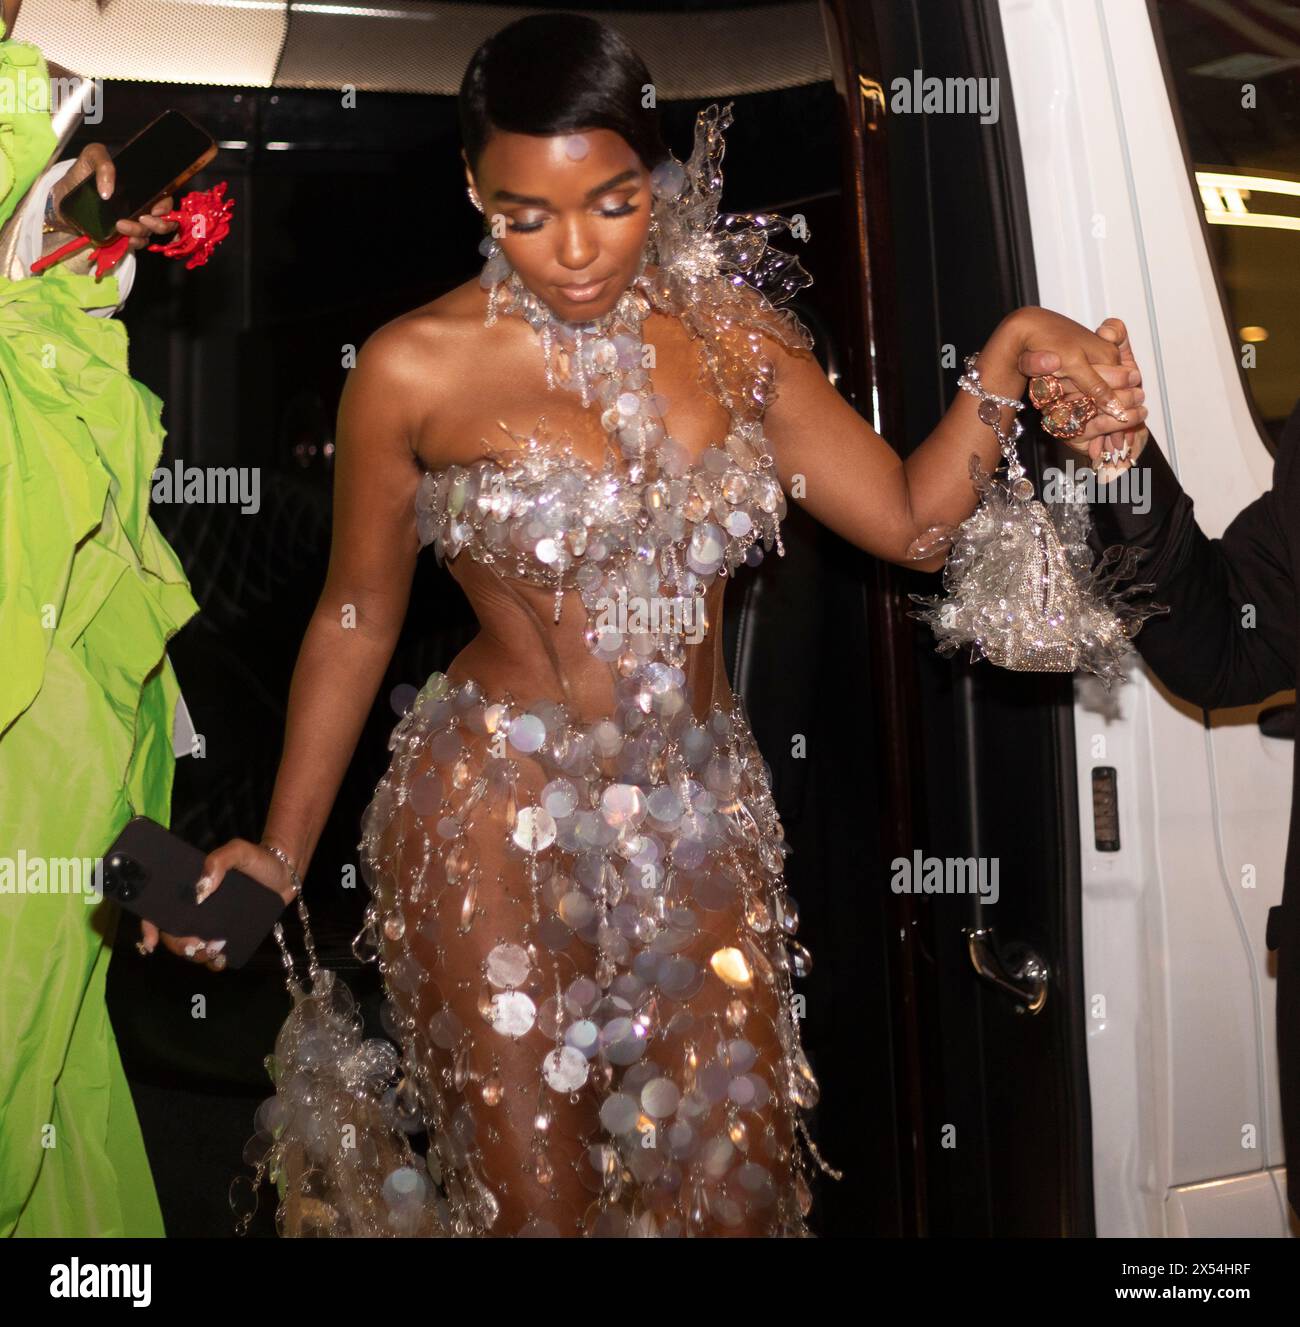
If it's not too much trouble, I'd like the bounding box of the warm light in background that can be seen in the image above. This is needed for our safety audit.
[1240,326,1269,343]
[1197,171,1300,233]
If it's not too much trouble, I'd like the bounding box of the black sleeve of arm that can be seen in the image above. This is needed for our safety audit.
[1084,428,1297,709]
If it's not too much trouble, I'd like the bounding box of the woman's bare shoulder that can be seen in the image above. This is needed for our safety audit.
[344,279,499,468]
[355,277,488,391]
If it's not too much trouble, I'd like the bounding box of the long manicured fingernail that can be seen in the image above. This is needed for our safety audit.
[205,939,227,954]
[195,874,216,903]
[1104,397,1129,423]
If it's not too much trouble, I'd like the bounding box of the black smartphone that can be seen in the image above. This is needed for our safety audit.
[59,110,217,244]
[100,816,287,969]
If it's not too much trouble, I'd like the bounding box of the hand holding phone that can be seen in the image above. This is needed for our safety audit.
[102,817,294,970]
[50,142,180,251]
[55,110,217,246]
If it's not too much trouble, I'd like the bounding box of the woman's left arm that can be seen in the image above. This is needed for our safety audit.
[761,306,1147,571]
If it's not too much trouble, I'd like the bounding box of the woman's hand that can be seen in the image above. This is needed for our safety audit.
[1005,306,1134,422]
[114,195,181,251]
[138,838,299,972]
[1016,315,1149,471]
[1089,318,1150,468]
[755,301,1144,569]
[49,143,180,251]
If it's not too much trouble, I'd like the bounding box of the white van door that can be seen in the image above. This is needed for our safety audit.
[999,0,1298,1237]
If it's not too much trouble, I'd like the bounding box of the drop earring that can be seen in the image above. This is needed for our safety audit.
[478,234,512,327]
[467,185,483,214]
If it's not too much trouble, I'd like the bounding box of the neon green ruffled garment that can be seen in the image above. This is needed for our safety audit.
[0,33,198,1236]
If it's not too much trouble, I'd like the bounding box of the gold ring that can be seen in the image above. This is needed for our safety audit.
[1041,396,1098,440]
[1028,375,1064,410]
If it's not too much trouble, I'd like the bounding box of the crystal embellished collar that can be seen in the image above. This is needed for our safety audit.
[479,242,673,483]
[475,101,815,432]
[480,241,656,413]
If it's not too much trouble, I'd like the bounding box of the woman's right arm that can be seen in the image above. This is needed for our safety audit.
[143,320,434,961]
[258,323,428,877]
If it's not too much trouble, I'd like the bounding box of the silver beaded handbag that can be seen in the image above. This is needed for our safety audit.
[906,356,1167,688]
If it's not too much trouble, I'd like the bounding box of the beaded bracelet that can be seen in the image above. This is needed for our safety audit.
[261,841,322,993]
[261,841,303,897]
[956,353,1034,499]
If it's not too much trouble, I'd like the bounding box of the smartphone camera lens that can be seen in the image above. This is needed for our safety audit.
[103,851,146,902]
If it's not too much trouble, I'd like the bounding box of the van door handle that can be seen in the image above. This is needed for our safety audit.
[965,926,1049,1014]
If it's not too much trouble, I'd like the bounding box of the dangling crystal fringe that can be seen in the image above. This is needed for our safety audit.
[541,322,555,390]
[797,1117,843,1181]
[272,893,323,998]
[573,326,586,406]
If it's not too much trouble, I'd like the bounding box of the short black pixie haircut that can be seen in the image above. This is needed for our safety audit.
[458,13,668,174]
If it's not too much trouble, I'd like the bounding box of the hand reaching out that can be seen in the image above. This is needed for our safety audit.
[1017,316,1150,480]
[1092,318,1151,471]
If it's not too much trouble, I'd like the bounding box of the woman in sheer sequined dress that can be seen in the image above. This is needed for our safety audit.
[184,13,1150,1237]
